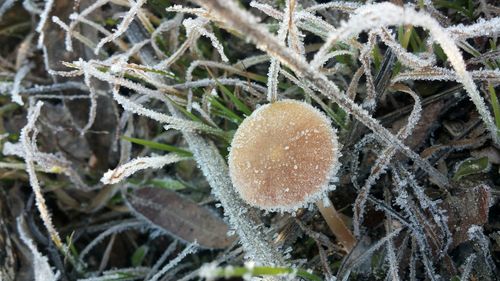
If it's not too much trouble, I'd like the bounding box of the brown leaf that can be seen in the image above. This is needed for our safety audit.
[441,183,491,249]
[127,187,235,249]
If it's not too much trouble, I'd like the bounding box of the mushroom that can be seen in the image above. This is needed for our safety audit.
[228,99,356,251]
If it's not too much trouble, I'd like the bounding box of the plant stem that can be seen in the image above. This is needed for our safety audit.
[316,198,356,252]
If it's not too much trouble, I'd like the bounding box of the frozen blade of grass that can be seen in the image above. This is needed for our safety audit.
[77,267,150,281]
[250,1,281,18]
[155,33,197,70]
[11,63,32,105]
[312,2,499,144]
[151,14,183,58]
[184,60,243,112]
[304,1,362,13]
[402,168,452,255]
[155,14,228,70]
[385,231,401,281]
[79,71,98,135]
[265,0,292,103]
[100,154,188,184]
[393,68,500,83]
[21,101,64,249]
[392,170,439,281]
[287,1,305,57]
[16,32,34,69]
[23,0,42,14]
[165,4,206,16]
[35,0,54,49]
[65,0,110,51]
[267,59,281,102]
[183,18,228,63]
[17,216,59,281]
[460,253,476,281]
[251,1,330,39]
[447,17,500,41]
[192,0,450,188]
[111,86,224,136]
[359,32,377,110]
[51,16,107,55]
[378,28,435,69]
[5,139,95,191]
[409,238,417,281]
[295,10,336,40]
[0,0,15,21]
[198,263,322,281]
[21,82,89,94]
[172,78,267,95]
[147,242,198,281]
[94,0,147,55]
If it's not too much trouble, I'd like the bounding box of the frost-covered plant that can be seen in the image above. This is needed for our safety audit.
[20,101,63,249]
[311,3,500,144]
[3,0,499,280]
[17,216,59,281]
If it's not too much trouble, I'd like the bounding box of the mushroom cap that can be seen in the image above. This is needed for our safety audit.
[228,100,339,212]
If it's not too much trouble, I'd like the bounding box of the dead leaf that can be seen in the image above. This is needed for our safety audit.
[441,183,491,248]
[127,187,235,249]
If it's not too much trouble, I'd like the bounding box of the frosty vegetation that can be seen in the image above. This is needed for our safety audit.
[1,0,499,280]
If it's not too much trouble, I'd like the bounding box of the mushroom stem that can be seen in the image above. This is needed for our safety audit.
[316,198,356,252]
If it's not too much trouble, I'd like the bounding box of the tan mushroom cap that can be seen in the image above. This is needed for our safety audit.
[228,100,339,212]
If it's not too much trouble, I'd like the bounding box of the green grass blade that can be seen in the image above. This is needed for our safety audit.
[488,83,500,137]
[215,80,252,116]
[122,136,192,157]
[209,96,243,124]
